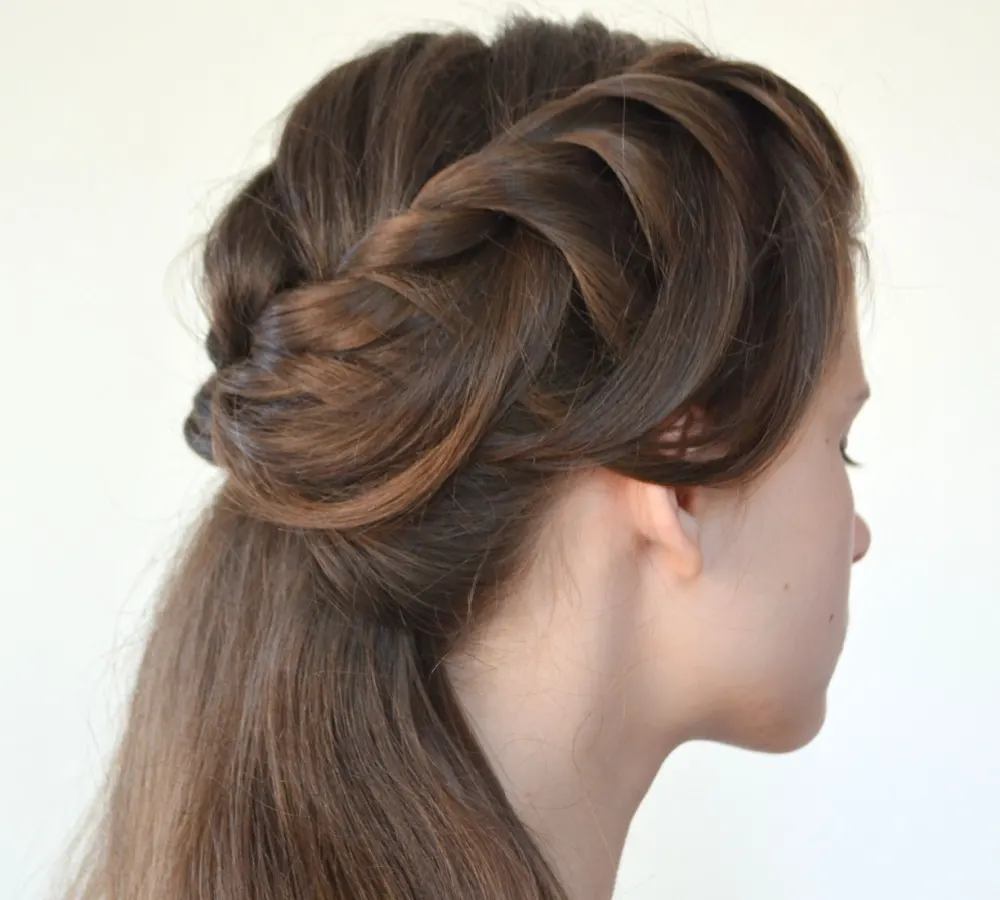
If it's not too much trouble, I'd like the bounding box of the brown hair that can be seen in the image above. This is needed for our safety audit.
[56,12,865,900]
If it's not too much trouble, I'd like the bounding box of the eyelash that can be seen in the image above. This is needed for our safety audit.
[840,438,860,468]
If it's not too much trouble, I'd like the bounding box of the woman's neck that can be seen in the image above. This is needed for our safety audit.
[445,492,681,900]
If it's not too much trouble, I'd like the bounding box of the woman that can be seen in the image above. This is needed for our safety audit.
[59,12,872,900]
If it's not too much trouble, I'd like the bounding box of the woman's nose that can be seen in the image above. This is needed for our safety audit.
[853,513,871,563]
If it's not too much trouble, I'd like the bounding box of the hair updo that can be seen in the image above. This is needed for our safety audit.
[182,20,862,542]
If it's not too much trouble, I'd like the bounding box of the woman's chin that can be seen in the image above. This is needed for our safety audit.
[719,690,831,755]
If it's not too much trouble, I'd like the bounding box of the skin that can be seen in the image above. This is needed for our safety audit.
[445,307,872,900]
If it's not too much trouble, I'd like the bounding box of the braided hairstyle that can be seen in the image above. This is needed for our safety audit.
[61,13,864,900]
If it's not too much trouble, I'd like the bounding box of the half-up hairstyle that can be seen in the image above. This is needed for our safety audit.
[57,13,865,900]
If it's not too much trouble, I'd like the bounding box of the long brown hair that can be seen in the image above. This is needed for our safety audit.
[56,13,865,900]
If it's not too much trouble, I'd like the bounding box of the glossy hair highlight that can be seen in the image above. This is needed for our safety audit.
[56,13,865,900]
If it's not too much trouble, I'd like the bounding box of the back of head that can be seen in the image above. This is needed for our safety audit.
[60,13,864,900]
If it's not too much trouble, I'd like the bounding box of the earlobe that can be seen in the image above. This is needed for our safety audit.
[634,481,703,580]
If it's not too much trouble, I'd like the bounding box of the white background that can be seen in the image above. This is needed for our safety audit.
[2,1,998,898]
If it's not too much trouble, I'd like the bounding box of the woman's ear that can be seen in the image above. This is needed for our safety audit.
[630,480,703,581]
[633,407,712,580]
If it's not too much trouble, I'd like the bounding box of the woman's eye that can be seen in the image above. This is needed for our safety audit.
[840,438,860,468]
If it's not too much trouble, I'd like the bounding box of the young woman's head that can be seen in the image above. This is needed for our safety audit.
[59,13,870,900]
